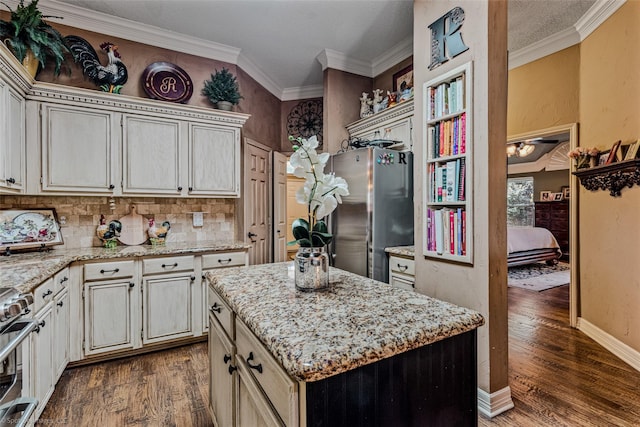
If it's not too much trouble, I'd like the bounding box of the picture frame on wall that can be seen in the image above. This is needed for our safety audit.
[598,151,610,166]
[562,186,570,199]
[392,64,413,92]
[553,192,564,201]
[540,191,551,201]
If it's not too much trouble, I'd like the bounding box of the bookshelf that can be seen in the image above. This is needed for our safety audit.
[423,61,473,264]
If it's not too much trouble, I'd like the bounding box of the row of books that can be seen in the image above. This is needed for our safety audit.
[427,75,465,119]
[427,158,466,202]
[426,207,467,256]
[427,113,466,158]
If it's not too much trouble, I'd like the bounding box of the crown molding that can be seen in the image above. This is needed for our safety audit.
[508,0,625,70]
[316,49,373,77]
[575,0,626,39]
[371,37,413,76]
[236,53,283,100]
[281,85,324,102]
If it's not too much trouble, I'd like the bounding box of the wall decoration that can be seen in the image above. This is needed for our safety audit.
[286,100,323,147]
[65,35,128,93]
[0,209,63,252]
[393,65,414,92]
[428,7,469,70]
[142,62,193,103]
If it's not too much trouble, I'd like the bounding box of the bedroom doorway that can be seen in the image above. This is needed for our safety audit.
[507,123,579,327]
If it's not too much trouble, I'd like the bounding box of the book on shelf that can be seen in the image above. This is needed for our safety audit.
[624,140,640,160]
[426,208,467,256]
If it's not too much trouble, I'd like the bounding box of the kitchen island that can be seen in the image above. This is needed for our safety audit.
[206,262,484,426]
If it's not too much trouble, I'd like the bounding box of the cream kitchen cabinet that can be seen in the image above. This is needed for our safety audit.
[346,99,414,150]
[0,79,26,193]
[53,267,70,379]
[83,260,140,356]
[388,255,415,290]
[32,302,54,420]
[142,255,196,344]
[209,310,236,427]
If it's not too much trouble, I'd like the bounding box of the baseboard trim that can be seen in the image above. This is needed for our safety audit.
[578,317,640,372]
[477,386,514,418]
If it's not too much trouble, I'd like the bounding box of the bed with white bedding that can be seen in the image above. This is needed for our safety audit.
[507,226,562,267]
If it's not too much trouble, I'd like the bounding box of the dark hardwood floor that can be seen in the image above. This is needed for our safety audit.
[40,285,640,426]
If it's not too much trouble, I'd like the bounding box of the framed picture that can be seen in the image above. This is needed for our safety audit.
[540,191,551,201]
[598,151,610,166]
[562,186,570,199]
[624,140,640,160]
[553,192,564,201]
[0,209,64,252]
[392,64,413,92]
[605,140,622,165]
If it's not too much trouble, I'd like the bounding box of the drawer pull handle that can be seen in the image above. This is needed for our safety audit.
[246,352,263,373]
[397,264,408,272]
[161,263,178,269]
[42,289,53,298]
[218,258,232,265]
[228,365,237,375]
[6,177,15,184]
[223,354,232,364]
[100,268,120,274]
[210,303,221,314]
[57,301,64,307]
[60,276,69,284]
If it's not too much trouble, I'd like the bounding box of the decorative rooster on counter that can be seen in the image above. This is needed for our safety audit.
[148,218,171,244]
[96,215,122,248]
[65,35,128,93]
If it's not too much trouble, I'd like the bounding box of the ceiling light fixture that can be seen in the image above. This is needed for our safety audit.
[506,142,535,158]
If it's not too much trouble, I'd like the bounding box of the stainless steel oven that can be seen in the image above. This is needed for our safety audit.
[0,289,37,427]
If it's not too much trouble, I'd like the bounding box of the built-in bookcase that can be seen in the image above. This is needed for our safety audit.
[423,61,473,264]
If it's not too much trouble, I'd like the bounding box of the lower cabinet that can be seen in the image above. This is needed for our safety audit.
[32,303,54,420]
[208,313,236,427]
[388,255,415,290]
[53,288,69,379]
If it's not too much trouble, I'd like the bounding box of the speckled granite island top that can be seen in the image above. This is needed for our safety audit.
[1,240,250,293]
[385,245,415,258]
[206,262,484,382]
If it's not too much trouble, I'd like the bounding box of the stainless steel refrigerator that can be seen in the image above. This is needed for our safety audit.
[330,147,414,283]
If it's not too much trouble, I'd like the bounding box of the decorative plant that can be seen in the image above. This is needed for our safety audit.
[288,135,349,247]
[0,0,70,76]
[568,146,599,169]
[201,67,243,105]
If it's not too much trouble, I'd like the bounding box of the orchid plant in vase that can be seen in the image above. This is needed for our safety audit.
[288,135,349,248]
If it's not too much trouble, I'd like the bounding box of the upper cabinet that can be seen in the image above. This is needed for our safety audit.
[346,99,414,150]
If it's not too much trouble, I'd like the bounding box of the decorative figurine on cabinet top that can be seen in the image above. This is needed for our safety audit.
[65,35,128,93]
[148,218,171,245]
[359,92,373,118]
[372,89,388,113]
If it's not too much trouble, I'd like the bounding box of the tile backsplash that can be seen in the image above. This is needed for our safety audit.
[0,195,237,248]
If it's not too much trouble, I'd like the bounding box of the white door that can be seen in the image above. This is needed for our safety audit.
[143,274,194,344]
[244,139,270,265]
[272,151,287,262]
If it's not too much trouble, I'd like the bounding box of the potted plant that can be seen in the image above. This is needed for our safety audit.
[201,67,243,110]
[0,0,70,77]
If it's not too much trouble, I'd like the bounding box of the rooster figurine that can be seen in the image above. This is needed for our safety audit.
[96,215,122,248]
[65,35,128,93]
[148,218,171,245]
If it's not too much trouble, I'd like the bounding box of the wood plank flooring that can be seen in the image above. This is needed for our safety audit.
[40,285,640,426]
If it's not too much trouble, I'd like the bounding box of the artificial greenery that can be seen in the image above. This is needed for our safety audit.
[0,0,70,75]
[201,67,243,105]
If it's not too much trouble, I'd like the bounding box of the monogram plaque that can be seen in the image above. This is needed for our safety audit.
[142,62,194,103]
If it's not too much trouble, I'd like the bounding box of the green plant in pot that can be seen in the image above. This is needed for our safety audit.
[201,67,243,110]
[0,0,70,77]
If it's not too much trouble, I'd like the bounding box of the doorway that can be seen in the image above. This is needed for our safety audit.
[507,123,579,326]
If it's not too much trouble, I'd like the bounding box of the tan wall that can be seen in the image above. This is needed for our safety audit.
[413,0,508,394]
[578,2,640,351]
[0,195,236,249]
[373,56,413,95]
[507,46,580,136]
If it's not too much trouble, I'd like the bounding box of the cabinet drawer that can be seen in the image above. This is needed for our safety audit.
[53,267,70,295]
[236,319,297,426]
[143,255,194,275]
[202,251,247,269]
[389,255,415,276]
[390,274,415,291]
[34,277,54,313]
[84,260,135,281]
[208,286,234,340]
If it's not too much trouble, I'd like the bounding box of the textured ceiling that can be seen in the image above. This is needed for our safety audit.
[54,0,597,94]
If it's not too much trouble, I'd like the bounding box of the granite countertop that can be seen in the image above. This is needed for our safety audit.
[0,240,250,293]
[385,245,415,258]
[206,262,484,382]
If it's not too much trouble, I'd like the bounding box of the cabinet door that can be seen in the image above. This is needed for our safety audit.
[236,358,284,427]
[209,314,236,427]
[84,279,137,356]
[32,305,54,418]
[53,289,69,379]
[142,273,194,344]
[41,103,118,193]
[188,123,240,196]
[0,84,25,192]
[122,115,182,195]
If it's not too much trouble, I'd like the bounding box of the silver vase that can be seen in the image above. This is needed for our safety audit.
[294,247,329,291]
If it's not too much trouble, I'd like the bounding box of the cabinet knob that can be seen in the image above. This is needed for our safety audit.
[6,177,15,184]
[246,352,263,374]
[190,275,196,281]
[109,184,115,190]
[188,187,193,192]
[129,282,135,288]
[177,186,183,191]
[223,354,232,364]
[228,365,237,375]
[36,320,46,333]
[210,303,221,314]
